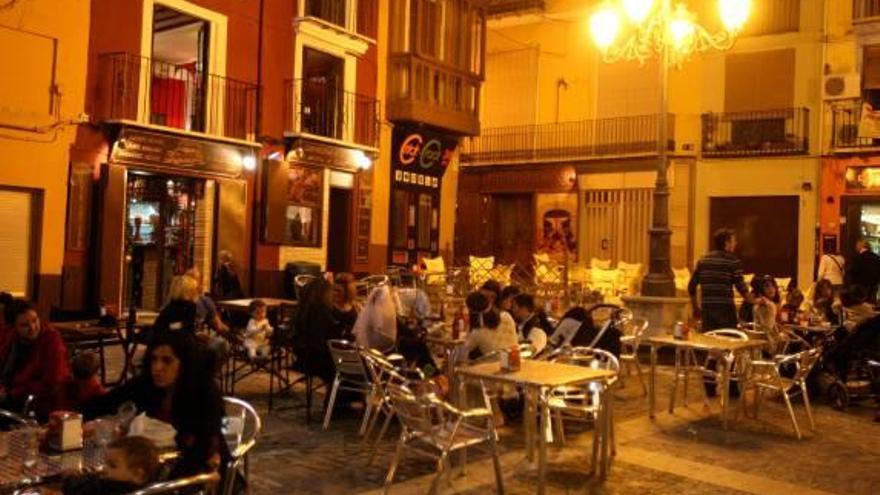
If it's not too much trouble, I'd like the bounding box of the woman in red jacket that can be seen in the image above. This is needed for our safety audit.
[0,300,71,419]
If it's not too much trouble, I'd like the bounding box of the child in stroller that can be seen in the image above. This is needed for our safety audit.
[813,314,880,419]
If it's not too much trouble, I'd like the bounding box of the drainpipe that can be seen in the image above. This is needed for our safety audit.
[249,0,266,295]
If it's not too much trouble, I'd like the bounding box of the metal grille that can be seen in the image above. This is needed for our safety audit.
[582,189,653,266]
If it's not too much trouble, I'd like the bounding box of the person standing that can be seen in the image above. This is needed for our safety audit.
[211,250,243,301]
[817,246,845,290]
[847,239,880,302]
[688,228,753,330]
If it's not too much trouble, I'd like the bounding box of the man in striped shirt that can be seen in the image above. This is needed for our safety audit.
[688,228,753,330]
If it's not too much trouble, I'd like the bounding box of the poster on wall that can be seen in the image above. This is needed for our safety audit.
[535,193,578,262]
[283,165,323,246]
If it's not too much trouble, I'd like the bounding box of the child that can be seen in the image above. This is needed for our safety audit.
[63,436,159,495]
[245,299,273,359]
[60,352,106,411]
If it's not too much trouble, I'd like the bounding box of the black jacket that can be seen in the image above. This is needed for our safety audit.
[519,312,554,340]
[63,474,142,495]
[80,374,226,478]
[849,250,880,295]
[294,304,343,382]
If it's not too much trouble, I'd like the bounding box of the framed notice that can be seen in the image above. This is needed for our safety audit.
[283,164,323,246]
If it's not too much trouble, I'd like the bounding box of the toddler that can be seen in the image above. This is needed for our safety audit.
[245,299,273,359]
[63,436,159,495]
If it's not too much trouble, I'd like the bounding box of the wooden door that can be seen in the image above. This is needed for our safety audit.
[582,189,653,265]
[491,194,534,269]
[709,196,798,283]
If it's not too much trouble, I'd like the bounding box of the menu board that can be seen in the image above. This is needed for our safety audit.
[355,170,373,264]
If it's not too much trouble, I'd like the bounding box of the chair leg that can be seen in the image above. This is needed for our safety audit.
[383,436,405,494]
[428,453,448,495]
[800,382,815,432]
[669,349,680,413]
[634,360,647,396]
[781,390,802,440]
[362,402,384,444]
[608,400,617,456]
[323,376,342,430]
[368,411,395,466]
[553,410,565,447]
[488,423,505,495]
[360,394,376,436]
[306,375,313,423]
[244,454,251,495]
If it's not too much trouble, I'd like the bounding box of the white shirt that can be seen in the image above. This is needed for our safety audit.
[517,313,548,354]
[245,318,273,347]
[458,311,519,362]
[817,254,845,285]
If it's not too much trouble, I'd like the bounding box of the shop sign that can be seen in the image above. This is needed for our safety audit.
[111,127,248,178]
[845,166,880,190]
[391,125,458,189]
[287,138,368,170]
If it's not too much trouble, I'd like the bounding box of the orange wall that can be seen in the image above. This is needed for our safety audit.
[820,155,880,255]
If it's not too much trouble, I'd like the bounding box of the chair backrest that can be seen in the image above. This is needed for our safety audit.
[789,348,822,382]
[705,329,749,341]
[222,397,261,460]
[550,346,620,375]
[386,381,440,435]
[327,339,369,377]
[128,472,220,495]
[357,275,390,299]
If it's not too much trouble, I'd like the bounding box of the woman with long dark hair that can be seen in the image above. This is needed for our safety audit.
[81,332,226,478]
[294,278,343,385]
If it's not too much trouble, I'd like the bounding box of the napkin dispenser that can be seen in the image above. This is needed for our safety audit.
[47,411,83,452]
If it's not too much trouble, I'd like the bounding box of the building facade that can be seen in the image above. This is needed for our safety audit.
[0,0,90,314]
[459,0,822,288]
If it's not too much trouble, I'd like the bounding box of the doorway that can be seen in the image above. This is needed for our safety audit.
[709,196,799,282]
[490,194,535,269]
[841,196,880,261]
[581,188,653,265]
[123,173,213,311]
[327,187,353,273]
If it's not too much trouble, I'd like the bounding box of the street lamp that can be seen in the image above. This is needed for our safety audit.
[589,0,749,296]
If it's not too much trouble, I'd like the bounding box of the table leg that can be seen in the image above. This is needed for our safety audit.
[600,386,610,480]
[649,344,657,420]
[98,335,108,386]
[537,387,548,495]
[720,353,731,430]
[525,387,536,463]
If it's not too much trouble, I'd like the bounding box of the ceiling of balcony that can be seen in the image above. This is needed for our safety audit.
[483,0,545,17]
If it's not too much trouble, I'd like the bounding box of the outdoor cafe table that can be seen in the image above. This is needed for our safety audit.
[216,298,297,312]
[647,333,766,429]
[456,360,617,494]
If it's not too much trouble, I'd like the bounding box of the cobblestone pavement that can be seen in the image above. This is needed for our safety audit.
[94,346,879,493]
[224,363,880,495]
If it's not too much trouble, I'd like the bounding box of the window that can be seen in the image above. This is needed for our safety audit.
[0,189,38,298]
[306,0,347,28]
[724,49,795,112]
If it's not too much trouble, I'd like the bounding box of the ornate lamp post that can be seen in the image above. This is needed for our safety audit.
[589,0,750,296]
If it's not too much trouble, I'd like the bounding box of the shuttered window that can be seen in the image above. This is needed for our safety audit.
[0,190,34,297]
[724,49,795,112]
[863,45,880,90]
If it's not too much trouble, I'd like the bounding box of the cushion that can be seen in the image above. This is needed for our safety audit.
[591,268,620,295]
[489,264,514,286]
[590,258,612,269]
[673,267,691,292]
[568,262,591,284]
[535,254,563,284]
[616,261,643,296]
[775,277,792,291]
[422,256,446,286]
[469,256,495,287]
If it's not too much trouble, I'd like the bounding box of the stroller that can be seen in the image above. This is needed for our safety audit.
[548,303,625,357]
[812,315,880,410]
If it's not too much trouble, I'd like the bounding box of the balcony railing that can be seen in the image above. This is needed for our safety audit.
[485,0,545,17]
[284,78,379,148]
[831,99,880,150]
[95,53,258,140]
[701,108,809,157]
[388,53,482,136]
[854,0,880,22]
[459,114,674,164]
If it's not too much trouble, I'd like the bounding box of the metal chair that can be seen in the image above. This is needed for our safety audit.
[324,340,374,431]
[127,472,220,495]
[294,274,317,300]
[668,328,747,412]
[619,318,648,395]
[357,274,390,300]
[546,347,619,451]
[221,397,262,495]
[383,381,505,495]
[741,348,821,439]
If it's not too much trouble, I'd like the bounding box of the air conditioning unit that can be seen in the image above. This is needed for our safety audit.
[823,73,861,100]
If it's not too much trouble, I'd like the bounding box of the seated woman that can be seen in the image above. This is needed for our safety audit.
[81,331,226,478]
[498,286,521,314]
[0,300,71,420]
[331,273,360,340]
[809,279,841,324]
[752,276,783,353]
[294,279,344,386]
[479,280,503,310]
[457,292,518,362]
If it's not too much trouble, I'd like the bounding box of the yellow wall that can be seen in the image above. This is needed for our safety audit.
[0,0,90,284]
[372,0,391,269]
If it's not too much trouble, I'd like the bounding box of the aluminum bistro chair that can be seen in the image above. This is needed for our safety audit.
[383,381,505,495]
[668,328,747,412]
[741,348,821,439]
[221,397,262,495]
[619,318,649,395]
[547,347,620,450]
[128,472,220,495]
[324,340,374,431]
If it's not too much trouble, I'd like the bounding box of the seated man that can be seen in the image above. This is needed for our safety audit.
[510,294,552,354]
[0,300,71,419]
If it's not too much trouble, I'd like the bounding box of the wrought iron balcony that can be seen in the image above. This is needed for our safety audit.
[701,108,809,157]
[484,0,545,17]
[854,0,880,22]
[284,78,379,148]
[831,99,880,151]
[95,52,258,140]
[459,114,674,164]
